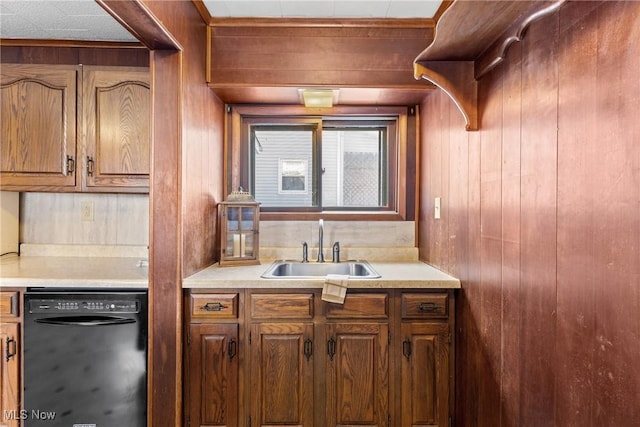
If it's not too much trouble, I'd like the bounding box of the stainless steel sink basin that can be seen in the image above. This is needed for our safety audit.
[261,260,381,279]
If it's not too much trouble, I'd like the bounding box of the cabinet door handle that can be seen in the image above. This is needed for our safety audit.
[402,339,412,360]
[202,302,225,311]
[66,156,75,174]
[5,337,16,362]
[327,337,336,361]
[228,338,237,360]
[304,338,313,361]
[418,302,439,313]
[86,156,94,176]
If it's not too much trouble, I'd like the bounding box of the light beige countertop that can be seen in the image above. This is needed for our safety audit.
[0,254,148,288]
[183,260,460,289]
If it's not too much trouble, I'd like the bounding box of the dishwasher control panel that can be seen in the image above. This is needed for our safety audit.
[28,298,140,314]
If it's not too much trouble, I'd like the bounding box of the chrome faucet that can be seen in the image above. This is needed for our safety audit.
[317,219,325,262]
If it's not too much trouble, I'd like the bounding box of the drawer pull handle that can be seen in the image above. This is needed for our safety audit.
[66,156,75,174]
[5,337,16,362]
[418,302,439,313]
[202,302,226,312]
[304,338,313,361]
[228,338,237,360]
[87,156,95,176]
[402,339,412,360]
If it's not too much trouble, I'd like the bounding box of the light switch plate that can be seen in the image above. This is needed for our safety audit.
[434,197,441,219]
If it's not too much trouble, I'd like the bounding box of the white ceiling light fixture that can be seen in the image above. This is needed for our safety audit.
[300,89,339,108]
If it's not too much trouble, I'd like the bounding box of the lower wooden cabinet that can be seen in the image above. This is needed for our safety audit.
[185,288,455,427]
[400,322,451,427]
[0,291,21,427]
[326,322,389,427]
[187,323,239,427]
[250,322,314,427]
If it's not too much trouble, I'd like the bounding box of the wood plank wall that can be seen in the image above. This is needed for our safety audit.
[419,2,640,426]
[138,2,225,426]
[208,25,433,88]
[0,45,149,66]
[145,5,225,278]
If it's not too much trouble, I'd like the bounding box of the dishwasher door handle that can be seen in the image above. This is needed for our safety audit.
[35,316,136,327]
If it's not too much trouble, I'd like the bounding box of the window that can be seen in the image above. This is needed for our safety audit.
[321,126,389,208]
[279,159,307,193]
[229,106,408,219]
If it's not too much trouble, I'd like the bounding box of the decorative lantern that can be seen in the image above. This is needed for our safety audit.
[218,188,260,266]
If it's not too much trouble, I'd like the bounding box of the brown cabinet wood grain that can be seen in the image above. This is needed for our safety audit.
[0,290,21,427]
[1,64,78,189]
[185,289,455,427]
[82,66,150,192]
[400,322,450,427]
[0,322,19,427]
[190,293,239,319]
[325,322,389,427]
[249,322,314,427]
[1,64,149,193]
[187,323,239,427]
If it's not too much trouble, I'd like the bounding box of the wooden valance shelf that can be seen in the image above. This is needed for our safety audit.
[414,0,567,131]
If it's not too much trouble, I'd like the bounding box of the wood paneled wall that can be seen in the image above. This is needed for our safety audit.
[129,2,225,427]
[419,2,640,426]
[0,45,148,66]
[208,25,433,88]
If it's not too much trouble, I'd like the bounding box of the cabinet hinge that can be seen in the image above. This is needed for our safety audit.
[388,331,391,345]
[448,332,452,344]
[249,331,252,345]
[187,330,191,346]
[449,416,452,427]
[248,416,251,427]
[388,414,391,427]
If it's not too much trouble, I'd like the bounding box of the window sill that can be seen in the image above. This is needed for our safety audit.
[259,211,405,221]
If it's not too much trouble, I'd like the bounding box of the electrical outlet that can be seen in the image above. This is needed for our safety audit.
[81,201,94,221]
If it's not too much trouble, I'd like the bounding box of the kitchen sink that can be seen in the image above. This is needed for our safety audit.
[261,260,381,279]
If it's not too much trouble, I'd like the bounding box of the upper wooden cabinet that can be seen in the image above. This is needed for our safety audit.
[0,64,149,193]
[82,67,150,192]
[1,64,78,189]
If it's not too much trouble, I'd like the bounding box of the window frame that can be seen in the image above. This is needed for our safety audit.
[226,105,409,221]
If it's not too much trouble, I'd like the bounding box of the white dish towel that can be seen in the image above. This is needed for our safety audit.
[322,274,349,304]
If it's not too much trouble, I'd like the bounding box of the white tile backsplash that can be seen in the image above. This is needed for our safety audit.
[260,220,415,248]
[18,194,414,261]
[20,193,149,246]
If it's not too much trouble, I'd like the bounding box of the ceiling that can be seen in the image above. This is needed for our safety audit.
[0,0,442,42]
[0,0,137,42]
[202,0,442,19]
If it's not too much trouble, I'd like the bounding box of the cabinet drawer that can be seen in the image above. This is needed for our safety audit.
[0,292,19,318]
[250,293,314,319]
[191,293,239,319]
[401,293,449,319]
[325,293,388,319]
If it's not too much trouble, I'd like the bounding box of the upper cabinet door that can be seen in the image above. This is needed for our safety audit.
[82,66,150,192]
[1,64,79,189]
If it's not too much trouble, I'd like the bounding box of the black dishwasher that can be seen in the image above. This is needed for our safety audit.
[24,290,147,427]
